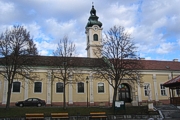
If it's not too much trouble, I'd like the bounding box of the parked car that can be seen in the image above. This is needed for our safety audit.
[15,98,46,107]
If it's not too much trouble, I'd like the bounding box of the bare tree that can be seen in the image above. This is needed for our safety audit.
[94,26,143,108]
[0,25,38,109]
[53,35,76,109]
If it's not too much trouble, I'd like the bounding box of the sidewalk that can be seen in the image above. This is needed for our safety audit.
[155,104,180,119]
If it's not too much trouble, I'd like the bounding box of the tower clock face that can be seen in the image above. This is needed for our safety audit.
[94,26,98,31]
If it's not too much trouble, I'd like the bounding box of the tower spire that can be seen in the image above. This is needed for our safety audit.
[85,4,103,58]
[86,4,102,28]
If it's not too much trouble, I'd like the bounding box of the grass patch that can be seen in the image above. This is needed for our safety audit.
[0,106,158,118]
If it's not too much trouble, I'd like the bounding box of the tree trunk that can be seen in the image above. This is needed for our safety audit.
[5,83,12,110]
[112,85,118,109]
[63,84,66,109]
[51,79,53,106]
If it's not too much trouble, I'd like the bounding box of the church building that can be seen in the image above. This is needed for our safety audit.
[0,5,180,107]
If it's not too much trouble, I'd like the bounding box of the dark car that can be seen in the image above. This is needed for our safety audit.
[15,98,46,107]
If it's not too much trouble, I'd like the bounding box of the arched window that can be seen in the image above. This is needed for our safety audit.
[87,36,89,43]
[118,83,131,102]
[93,34,98,41]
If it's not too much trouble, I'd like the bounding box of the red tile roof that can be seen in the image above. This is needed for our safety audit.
[1,56,180,71]
[140,60,180,71]
[34,56,180,70]
[163,75,180,87]
[164,75,180,84]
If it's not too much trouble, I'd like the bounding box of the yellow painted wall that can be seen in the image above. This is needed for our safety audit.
[1,70,180,106]
[51,78,68,102]
[141,74,154,101]
[93,80,109,102]
[27,72,47,100]
[11,79,24,102]
[156,74,169,100]
[73,82,86,102]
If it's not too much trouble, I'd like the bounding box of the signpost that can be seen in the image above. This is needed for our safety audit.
[114,101,125,115]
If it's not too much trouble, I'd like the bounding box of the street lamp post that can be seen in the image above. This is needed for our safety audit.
[86,76,89,107]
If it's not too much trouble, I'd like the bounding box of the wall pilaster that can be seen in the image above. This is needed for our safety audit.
[68,72,73,104]
[89,73,94,103]
[24,76,29,100]
[137,78,142,102]
[153,74,158,101]
[46,71,51,105]
[168,74,172,80]
[2,77,8,104]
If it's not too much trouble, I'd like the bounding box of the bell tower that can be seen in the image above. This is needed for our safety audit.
[85,5,103,58]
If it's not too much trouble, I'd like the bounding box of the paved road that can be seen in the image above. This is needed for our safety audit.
[155,105,180,119]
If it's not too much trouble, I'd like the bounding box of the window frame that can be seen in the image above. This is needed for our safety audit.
[176,88,180,96]
[93,34,98,41]
[34,81,42,93]
[87,35,89,43]
[144,83,150,96]
[77,82,84,93]
[98,82,105,93]
[56,82,64,93]
[12,81,21,93]
[160,84,167,96]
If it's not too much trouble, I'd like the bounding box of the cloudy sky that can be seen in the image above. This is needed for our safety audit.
[1,0,180,61]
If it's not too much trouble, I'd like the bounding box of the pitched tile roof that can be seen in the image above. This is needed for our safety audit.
[164,75,180,84]
[34,56,180,71]
[1,56,180,71]
[140,60,180,71]
[163,75,180,87]
[31,56,104,67]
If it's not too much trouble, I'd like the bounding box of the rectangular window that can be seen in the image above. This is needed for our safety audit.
[98,83,104,93]
[56,82,63,93]
[34,82,42,93]
[144,83,150,96]
[12,82,21,92]
[176,89,180,96]
[160,84,167,96]
[78,82,84,93]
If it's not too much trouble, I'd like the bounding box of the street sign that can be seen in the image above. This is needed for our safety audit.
[115,101,125,110]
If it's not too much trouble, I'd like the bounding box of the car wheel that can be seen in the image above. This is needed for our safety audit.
[19,103,24,107]
[37,103,42,107]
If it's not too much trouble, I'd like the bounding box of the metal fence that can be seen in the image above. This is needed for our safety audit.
[0,114,162,120]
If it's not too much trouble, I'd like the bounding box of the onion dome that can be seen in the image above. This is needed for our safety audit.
[86,5,102,28]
